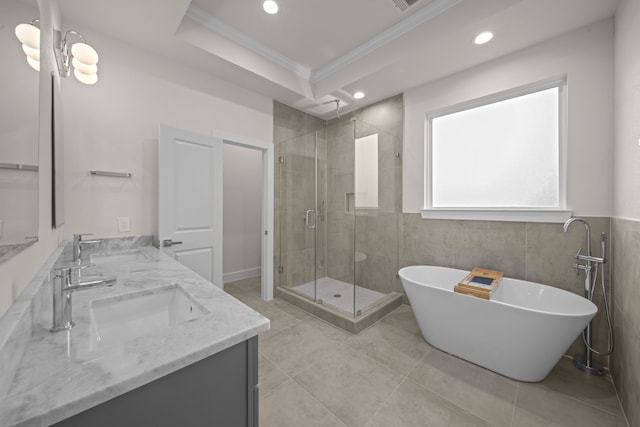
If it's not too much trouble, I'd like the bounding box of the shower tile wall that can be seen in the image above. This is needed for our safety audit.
[611,218,640,427]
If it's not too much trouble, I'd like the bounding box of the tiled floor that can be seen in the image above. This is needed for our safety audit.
[225,277,629,427]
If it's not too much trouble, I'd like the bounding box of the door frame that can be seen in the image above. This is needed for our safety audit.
[214,129,274,301]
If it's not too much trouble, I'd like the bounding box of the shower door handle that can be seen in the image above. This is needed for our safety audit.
[305,209,316,229]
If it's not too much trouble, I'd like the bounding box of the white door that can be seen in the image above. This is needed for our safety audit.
[159,125,223,288]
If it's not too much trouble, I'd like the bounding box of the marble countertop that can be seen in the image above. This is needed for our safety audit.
[0,241,270,426]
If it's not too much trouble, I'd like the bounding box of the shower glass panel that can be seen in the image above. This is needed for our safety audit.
[323,120,357,315]
[353,120,401,314]
[277,130,321,301]
[277,118,400,318]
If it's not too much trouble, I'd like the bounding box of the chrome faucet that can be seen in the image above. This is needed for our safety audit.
[51,264,116,332]
[562,217,606,269]
[72,233,101,263]
[562,216,609,375]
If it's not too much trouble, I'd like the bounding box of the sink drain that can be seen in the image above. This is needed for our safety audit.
[333,294,342,298]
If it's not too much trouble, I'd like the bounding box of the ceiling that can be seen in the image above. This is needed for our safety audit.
[58,0,619,119]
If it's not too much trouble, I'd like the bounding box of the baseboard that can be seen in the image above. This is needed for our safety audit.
[223,267,261,283]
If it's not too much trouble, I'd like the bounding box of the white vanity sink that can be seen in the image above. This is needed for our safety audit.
[90,250,146,265]
[89,284,208,347]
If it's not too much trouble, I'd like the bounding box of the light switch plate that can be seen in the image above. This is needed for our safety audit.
[117,216,130,232]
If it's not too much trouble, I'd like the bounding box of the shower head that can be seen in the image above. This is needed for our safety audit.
[322,99,341,118]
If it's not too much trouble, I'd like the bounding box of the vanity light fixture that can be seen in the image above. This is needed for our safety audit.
[353,91,365,100]
[15,20,41,71]
[55,30,99,85]
[263,0,279,14]
[474,31,494,45]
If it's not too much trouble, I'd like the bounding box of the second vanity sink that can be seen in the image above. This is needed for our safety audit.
[90,250,147,266]
[89,284,209,347]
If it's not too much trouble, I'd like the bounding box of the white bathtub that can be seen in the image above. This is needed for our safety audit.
[399,265,597,382]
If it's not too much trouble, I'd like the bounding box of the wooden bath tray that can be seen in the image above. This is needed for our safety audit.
[454,268,503,300]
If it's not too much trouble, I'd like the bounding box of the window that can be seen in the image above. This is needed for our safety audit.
[423,79,570,222]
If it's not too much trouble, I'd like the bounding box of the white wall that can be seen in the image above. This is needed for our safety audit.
[223,144,262,280]
[614,0,640,221]
[404,19,615,216]
[0,0,64,317]
[60,26,273,239]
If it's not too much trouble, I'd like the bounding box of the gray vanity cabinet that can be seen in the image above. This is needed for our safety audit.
[54,337,259,427]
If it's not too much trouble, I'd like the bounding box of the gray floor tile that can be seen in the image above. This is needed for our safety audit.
[260,379,347,427]
[260,317,349,377]
[223,279,628,427]
[226,276,262,294]
[346,306,430,375]
[536,357,625,417]
[514,382,627,427]
[408,348,517,426]
[259,354,289,395]
[294,345,405,427]
[271,298,311,320]
[365,378,491,427]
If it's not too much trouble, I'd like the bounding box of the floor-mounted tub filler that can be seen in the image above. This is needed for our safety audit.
[399,265,597,382]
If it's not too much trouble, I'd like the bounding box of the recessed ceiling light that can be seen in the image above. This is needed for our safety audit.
[353,91,365,99]
[263,1,279,14]
[474,31,493,45]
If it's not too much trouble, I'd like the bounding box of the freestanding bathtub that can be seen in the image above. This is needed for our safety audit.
[399,265,597,382]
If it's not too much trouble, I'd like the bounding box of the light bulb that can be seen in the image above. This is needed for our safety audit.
[22,44,40,61]
[15,23,40,49]
[263,1,279,14]
[74,68,98,85]
[26,56,40,71]
[474,31,494,45]
[72,57,97,75]
[353,91,365,99]
[71,42,99,65]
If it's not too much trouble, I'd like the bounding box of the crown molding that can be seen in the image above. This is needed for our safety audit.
[310,0,463,83]
[185,3,312,80]
[185,0,462,86]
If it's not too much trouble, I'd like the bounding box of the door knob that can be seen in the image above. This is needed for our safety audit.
[162,239,183,247]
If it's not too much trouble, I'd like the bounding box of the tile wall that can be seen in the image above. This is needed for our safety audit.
[611,218,640,427]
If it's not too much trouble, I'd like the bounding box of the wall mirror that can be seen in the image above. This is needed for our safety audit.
[52,73,64,228]
[0,1,41,264]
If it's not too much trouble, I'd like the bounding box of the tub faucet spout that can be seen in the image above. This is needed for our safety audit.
[563,217,591,257]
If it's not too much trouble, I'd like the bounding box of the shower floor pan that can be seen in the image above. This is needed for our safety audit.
[277,277,403,334]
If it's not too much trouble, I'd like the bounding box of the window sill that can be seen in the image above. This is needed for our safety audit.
[420,209,572,223]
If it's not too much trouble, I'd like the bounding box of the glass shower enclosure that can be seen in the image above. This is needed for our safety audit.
[277,118,401,318]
